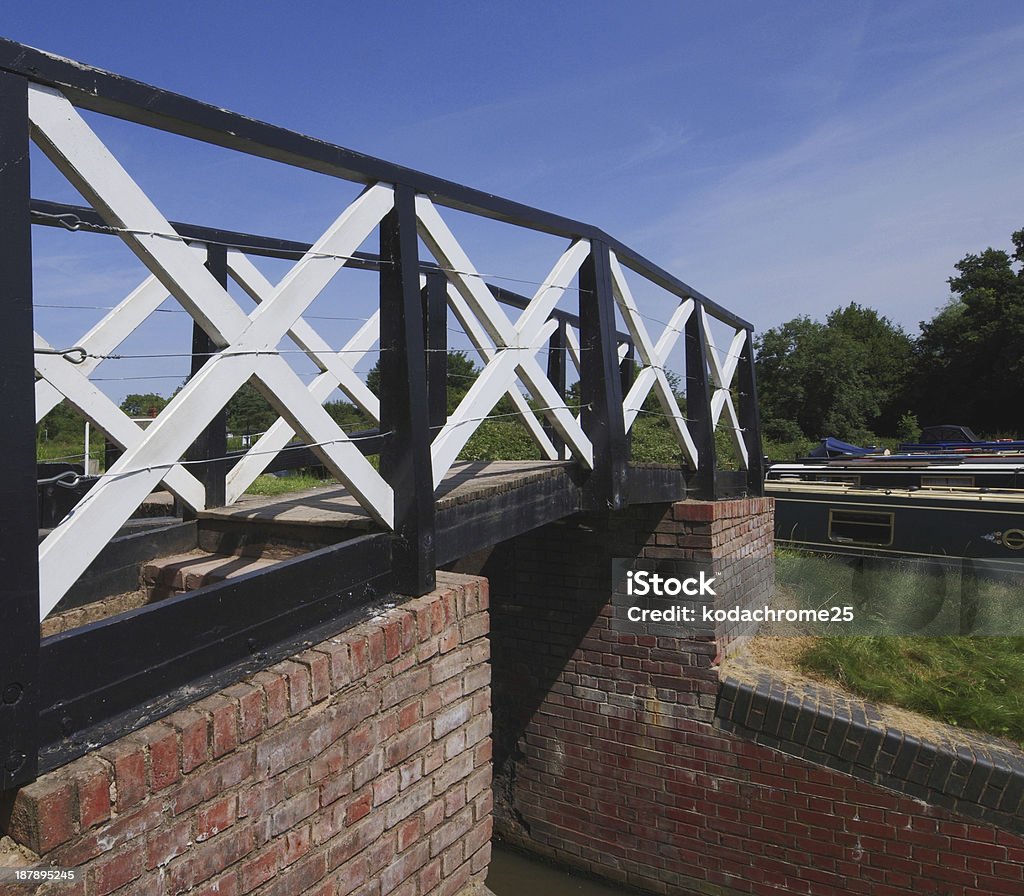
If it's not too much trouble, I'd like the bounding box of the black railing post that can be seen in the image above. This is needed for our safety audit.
[737,327,764,496]
[544,319,568,459]
[0,71,40,789]
[421,271,448,438]
[184,244,229,515]
[380,185,435,595]
[620,342,635,462]
[579,239,628,510]
[685,304,718,500]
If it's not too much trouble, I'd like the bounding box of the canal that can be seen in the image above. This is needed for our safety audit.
[486,844,634,895]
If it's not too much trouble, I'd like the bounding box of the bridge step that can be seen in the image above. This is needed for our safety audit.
[142,550,284,599]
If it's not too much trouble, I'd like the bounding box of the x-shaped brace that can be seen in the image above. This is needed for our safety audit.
[608,253,699,467]
[415,197,593,487]
[30,83,394,615]
[701,308,749,467]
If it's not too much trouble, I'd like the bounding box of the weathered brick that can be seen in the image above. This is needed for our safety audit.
[135,723,180,791]
[223,682,265,743]
[240,841,283,892]
[172,750,253,815]
[89,847,143,896]
[170,708,210,774]
[269,789,318,837]
[196,794,237,842]
[379,840,429,895]
[2,575,496,896]
[277,660,312,715]
[429,805,473,857]
[346,790,373,825]
[167,825,256,895]
[385,721,431,767]
[3,776,76,854]
[327,813,386,870]
[433,700,471,739]
[385,779,433,829]
[252,671,289,728]
[297,649,333,704]
[255,702,355,778]
[430,647,472,685]
[100,740,147,811]
[73,759,111,831]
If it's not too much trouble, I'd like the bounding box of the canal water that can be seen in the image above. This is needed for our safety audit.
[486,844,633,895]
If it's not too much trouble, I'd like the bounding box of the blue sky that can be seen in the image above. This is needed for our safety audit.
[6,1,1024,401]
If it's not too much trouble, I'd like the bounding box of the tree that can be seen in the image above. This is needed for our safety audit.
[366,350,480,414]
[225,383,278,436]
[119,393,169,419]
[755,303,914,442]
[913,229,1024,434]
[38,401,84,442]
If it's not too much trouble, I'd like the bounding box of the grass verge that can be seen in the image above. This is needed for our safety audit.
[797,636,1024,744]
[245,472,328,496]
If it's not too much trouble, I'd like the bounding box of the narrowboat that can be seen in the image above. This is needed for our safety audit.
[765,443,1024,571]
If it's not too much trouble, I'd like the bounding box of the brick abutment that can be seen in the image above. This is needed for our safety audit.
[1,572,492,896]
[4,499,1024,895]
[481,498,1024,895]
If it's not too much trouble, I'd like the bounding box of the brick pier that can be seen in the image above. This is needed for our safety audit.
[0,573,492,896]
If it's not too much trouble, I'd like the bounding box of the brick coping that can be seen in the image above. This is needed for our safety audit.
[716,658,1024,834]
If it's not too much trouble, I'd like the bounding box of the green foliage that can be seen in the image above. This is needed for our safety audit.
[761,435,816,462]
[459,420,540,461]
[630,415,685,464]
[913,228,1024,434]
[324,399,372,432]
[896,411,921,443]
[119,393,168,418]
[36,401,107,466]
[245,471,328,496]
[798,636,1024,744]
[444,350,479,413]
[226,382,278,436]
[366,350,480,414]
[755,303,914,442]
[38,401,84,442]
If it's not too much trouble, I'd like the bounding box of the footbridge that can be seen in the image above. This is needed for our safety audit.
[4,41,1022,896]
[0,38,762,788]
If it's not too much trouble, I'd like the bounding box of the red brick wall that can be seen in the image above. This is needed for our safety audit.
[484,499,1024,896]
[0,572,492,896]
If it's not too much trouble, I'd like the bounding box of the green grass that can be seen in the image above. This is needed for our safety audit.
[798,636,1024,744]
[774,548,1024,743]
[36,436,105,468]
[245,472,329,496]
[460,419,541,462]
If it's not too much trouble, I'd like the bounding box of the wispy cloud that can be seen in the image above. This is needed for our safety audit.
[644,20,1024,335]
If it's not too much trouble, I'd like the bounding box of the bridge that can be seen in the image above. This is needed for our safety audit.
[4,40,1023,896]
[0,37,761,790]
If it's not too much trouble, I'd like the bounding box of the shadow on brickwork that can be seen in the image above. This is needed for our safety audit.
[446,506,669,836]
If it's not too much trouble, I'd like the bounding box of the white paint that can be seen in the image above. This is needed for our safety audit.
[29,85,395,616]
[416,200,593,485]
[609,253,699,466]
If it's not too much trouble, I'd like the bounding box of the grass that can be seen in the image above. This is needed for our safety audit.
[797,636,1024,744]
[245,472,329,496]
[773,549,1024,744]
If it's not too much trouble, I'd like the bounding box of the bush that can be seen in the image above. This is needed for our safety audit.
[460,420,541,461]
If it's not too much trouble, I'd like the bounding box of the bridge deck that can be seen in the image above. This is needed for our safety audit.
[198,460,688,565]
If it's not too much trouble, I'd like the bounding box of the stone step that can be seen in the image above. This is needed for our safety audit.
[142,550,285,598]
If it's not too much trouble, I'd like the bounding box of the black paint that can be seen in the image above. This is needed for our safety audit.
[0,72,40,789]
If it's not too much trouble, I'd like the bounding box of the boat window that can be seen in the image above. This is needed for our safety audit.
[921,475,975,488]
[828,509,894,546]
